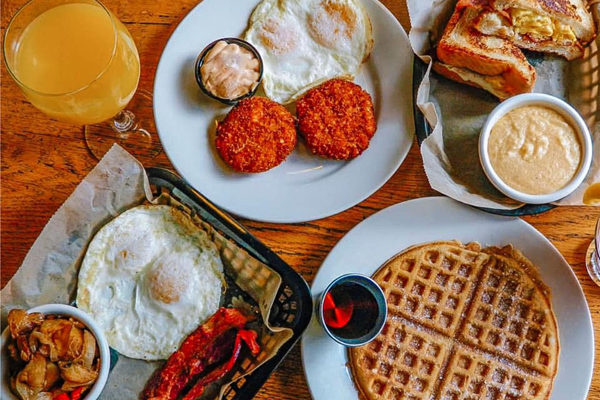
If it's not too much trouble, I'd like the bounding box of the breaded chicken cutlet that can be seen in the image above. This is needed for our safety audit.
[296,79,376,160]
[215,96,296,173]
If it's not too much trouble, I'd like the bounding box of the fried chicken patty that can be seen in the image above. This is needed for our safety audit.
[296,79,376,160]
[215,97,296,173]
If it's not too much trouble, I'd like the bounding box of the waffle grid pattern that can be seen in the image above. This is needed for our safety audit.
[349,242,558,400]
[352,321,451,399]
[376,244,488,337]
[460,254,557,376]
[438,346,549,400]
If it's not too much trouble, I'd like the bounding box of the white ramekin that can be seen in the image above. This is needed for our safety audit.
[1,304,110,400]
[479,93,593,204]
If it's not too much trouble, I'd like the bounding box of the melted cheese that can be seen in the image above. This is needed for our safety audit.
[553,20,577,43]
[510,8,576,43]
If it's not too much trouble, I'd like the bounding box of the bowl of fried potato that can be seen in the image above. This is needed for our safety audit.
[1,304,110,400]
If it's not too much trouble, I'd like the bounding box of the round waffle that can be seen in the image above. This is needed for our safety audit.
[348,241,559,400]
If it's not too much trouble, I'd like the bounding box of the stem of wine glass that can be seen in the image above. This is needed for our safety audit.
[84,92,159,163]
[112,109,151,140]
[585,218,600,287]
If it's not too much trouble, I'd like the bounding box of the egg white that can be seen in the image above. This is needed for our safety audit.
[244,0,373,104]
[76,205,223,360]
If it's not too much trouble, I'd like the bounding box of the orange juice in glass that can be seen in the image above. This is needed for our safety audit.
[4,0,151,158]
[586,217,600,286]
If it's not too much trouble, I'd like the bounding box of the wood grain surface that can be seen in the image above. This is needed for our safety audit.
[2,0,599,398]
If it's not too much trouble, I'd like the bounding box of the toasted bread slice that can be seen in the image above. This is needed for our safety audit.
[435,5,536,99]
[473,0,596,59]
[433,62,528,99]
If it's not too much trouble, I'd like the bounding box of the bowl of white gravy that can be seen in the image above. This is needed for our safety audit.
[479,93,593,204]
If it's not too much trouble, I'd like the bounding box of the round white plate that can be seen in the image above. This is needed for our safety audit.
[302,197,593,400]
[153,0,414,223]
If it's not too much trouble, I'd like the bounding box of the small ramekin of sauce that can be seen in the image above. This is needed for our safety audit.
[317,274,387,347]
[195,38,263,105]
[479,93,593,204]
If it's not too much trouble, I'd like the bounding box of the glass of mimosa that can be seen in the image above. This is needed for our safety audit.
[586,217,600,286]
[3,0,155,160]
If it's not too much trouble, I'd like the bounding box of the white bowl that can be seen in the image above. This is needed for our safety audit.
[479,93,593,204]
[1,304,110,400]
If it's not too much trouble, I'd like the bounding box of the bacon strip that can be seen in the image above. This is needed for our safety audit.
[181,329,260,400]
[142,308,254,400]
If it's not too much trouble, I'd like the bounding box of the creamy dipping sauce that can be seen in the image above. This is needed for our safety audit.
[488,105,581,195]
[200,40,260,99]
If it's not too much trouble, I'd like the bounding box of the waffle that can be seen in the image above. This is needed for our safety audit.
[349,241,559,400]
[349,319,452,399]
[460,246,559,378]
[437,345,552,400]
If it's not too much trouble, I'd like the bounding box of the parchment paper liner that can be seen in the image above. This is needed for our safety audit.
[407,0,600,209]
[1,144,293,399]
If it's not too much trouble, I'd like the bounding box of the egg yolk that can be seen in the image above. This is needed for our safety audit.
[308,1,357,50]
[147,262,188,304]
[259,18,298,55]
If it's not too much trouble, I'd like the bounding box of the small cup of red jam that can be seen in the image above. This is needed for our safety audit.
[317,274,387,347]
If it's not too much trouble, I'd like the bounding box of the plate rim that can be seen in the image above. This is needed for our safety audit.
[152,0,415,223]
[301,195,594,400]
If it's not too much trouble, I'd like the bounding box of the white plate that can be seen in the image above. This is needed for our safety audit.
[153,0,414,223]
[301,197,593,400]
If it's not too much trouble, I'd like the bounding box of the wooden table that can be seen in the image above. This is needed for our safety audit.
[2,0,599,398]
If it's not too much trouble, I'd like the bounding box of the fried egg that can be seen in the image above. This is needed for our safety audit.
[244,0,373,104]
[76,205,223,360]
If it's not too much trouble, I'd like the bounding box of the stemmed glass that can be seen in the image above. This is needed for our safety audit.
[586,217,600,286]
[3,0,158,161]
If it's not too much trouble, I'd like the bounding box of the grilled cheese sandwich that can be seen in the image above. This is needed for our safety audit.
[434,0,596,99]
[434,5,536,99]
[474,0,596,59]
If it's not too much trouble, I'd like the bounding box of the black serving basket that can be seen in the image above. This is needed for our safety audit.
[146,167,313,400]
[411,57,556,216]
